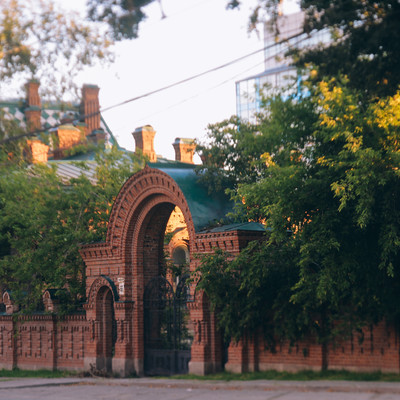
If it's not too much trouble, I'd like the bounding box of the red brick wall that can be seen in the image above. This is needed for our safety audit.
[257,337,324,372]
[1,313,397,374]
[224,322,400,373]
[0,314,88,371]
[327,321,400,373]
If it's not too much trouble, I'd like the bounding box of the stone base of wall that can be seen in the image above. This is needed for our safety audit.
[132,358,144,377]
[258,363,322,372]
[112,357,135,377]
[189,361,219,376]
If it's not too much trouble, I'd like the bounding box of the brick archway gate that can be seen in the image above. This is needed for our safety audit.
[80,165,229,377]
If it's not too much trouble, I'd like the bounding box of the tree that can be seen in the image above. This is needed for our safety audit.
[0,0,113,99]
[298,0,400,98]
[196,241,303,346]
[195,78,400,347]
[228,0,400,98]
[87,0,165,40]
[195,116,268,194]
[0,146,145,313]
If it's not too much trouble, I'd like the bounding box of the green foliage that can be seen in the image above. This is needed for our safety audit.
[0,368,79,378]
[0,110,28,168]
[196,78,400,345]
[298,0,400,98]
[228,0,400,98]
[176,369,400,382]
[195,116,267,193]
[196,241,302,344]
[0,146,145,313]
[87,0,159,41]
[0,0,113,98]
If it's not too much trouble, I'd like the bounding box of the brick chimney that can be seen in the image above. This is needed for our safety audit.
[88,129,107,145]
[173,138,196,164]
[26,139,49,163]
[25,80,42,132]
[52,125,85,160]
[80,84,100,135]
[132,125,157,162]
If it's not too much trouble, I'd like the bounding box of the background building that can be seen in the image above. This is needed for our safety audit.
[236,11,330,123]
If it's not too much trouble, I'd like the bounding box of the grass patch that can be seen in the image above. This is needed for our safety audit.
[1,368,400,382]
[0,368,78,378]
[171,369,400,382]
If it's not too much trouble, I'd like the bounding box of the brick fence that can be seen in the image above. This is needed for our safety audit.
[0,314,88,371]
[1,166,399,375]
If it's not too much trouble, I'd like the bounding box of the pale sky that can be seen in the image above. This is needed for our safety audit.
[60,0,299,161]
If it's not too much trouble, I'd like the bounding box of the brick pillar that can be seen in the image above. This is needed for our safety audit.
[112,302,135,376]
[25,80,41,132]
[209,311,224,373]
[132,125,157,162]
[225,336,249,373]
[246,333,259,372]
[0,316,16,370]
[188,291,223,375]
[80,84,100,135]
[173,138,196,164]
[83,303,99,372]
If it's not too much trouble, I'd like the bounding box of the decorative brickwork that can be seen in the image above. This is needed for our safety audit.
[80,166,202,376]
[1,166,399,375]
[0,314,88,371]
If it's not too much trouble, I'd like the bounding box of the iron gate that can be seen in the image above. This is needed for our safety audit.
[144,275,192,376]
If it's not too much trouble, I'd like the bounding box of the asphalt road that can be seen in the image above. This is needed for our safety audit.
[1,377,400,400]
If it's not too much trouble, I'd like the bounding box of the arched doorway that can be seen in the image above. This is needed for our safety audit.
[136,202,193,376]
[95,286,117,372]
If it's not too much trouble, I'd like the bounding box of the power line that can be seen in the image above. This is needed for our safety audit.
[100,31,305,114]
[121,40,299,130]
[0,31,307,145]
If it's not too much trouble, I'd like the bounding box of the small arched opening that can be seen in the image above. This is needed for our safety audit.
[95,286,116,372]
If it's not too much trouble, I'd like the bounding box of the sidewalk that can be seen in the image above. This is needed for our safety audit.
[1,377,400,394]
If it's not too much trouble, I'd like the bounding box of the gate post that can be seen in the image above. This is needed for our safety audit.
[188,291,223,375]
[112,301,135,376]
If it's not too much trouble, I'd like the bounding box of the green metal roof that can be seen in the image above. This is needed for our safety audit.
[150,164,234,232]
[198,221,267,233]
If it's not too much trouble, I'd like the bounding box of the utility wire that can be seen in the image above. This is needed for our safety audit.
[5,48,283,156]
[111,36,299,132]
[0,31,307,145]
[100,31,305,113]
[126,52,282,128]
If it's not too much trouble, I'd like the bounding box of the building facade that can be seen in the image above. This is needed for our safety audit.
[236,11,330,122]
